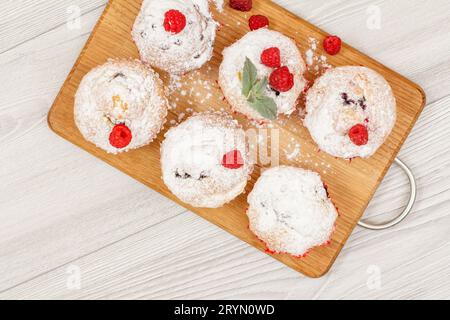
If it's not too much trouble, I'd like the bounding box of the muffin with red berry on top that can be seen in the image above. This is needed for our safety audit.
[247,166,338,257]
[74,59,168,154]
[219,28,307,122]
[132,0,217,74]
[161,112,254,208]
[304,66,397,159]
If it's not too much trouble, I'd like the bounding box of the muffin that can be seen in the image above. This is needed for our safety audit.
[74,59,168,154]
[304,66,397,159]
[161,112,254,208]
[132,0,217,74]
[247,166,337,257]
[219,28,307,122]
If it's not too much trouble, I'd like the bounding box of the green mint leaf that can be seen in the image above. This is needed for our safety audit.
[249,96,277,120]
[241,59,277,120]
[242,57,257,97]
[247,93,256,103]
[252,76,268,97]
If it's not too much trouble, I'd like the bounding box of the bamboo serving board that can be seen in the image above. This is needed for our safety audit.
[48,0,426,278]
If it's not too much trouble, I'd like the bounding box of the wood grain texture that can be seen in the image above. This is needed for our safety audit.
[0,0,449,299]
[47,0,425,278]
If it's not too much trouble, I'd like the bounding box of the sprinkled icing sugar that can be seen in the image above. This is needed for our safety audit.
[161,112,254,208]
[285,143,301,161]
[305,49,314,67]
[305,37,331,74]
[247,166,337,257]
[210,0,224,12]
[74,59,168,154]
[132,0,217,74]
[304,66,397,159]
[219,29,307,122]
[164,66,219,124]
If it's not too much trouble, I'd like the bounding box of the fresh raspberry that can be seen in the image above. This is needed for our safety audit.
[109,124,132,149]
[230,0,252,12]
[261,47,281,68]
[222,150,244,169]
[323,35,342,55]
[249,15,269,31]
[349,124,369,146]
[163,10,186,34]
[269,66,294,92]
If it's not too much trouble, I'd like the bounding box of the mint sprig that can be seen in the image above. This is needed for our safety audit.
[241,57,277,120]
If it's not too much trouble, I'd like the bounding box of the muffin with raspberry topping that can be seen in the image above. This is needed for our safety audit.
[74,59,168,154]
[132,0,217,74]
[304,66,397,159]
[161,112,254,208]
[247,166,338,257]
[219,29,307,122]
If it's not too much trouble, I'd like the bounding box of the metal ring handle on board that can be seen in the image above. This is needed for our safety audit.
[358,158,417,231]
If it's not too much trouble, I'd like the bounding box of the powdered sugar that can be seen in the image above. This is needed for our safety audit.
[305,49,314,67]
[210,0,224,12]
[247,166,337,256]
[165,69,217,123]
[285,143,301,161]
[305,37,331,74]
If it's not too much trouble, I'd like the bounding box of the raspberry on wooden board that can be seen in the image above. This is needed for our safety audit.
[323,35,342,55]
[249,15,269,31]
[230,0,252,12]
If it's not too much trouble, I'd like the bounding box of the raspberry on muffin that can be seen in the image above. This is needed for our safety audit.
[219,29,307,122]
[349,124,369,146]
[109,124,132,149]
[74,59,169,154]
[261,47,281,68]
[222,150,245,169]
[304,66,397,159]
[269,66,294,92]
[161,112,254,208]
[163,9,187,34]
[132,0,217,74]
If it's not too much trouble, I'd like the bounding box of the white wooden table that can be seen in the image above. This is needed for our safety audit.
[1,0,449,300]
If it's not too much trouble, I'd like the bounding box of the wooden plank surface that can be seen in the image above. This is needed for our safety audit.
[0,0,449,298]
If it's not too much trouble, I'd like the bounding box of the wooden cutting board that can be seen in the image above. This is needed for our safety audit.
[48,0,426,278]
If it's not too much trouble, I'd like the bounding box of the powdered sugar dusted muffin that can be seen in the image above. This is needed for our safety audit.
[161,112,254,208]
[74,59,168,154]
[304,66,397,159]
[247,166,337,257]
[219,28,307,122]
[132,0,217,74]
